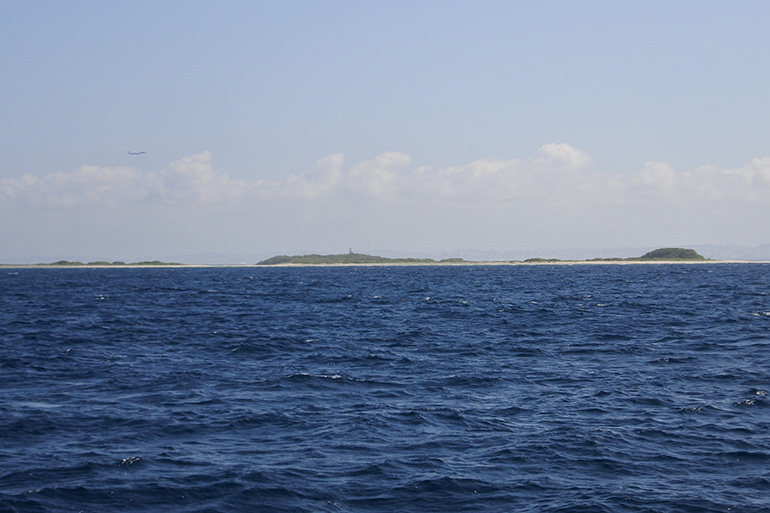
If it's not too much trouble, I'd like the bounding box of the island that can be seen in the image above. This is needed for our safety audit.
[635,248,706,261]
[256,252,466,265]
[39,260,183,267]
[0,248,731,268]
[256,248,709,266]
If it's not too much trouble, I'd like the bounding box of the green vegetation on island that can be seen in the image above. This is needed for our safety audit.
[635,248,707,261]
[524,248,709,264]
[0,248,712,267]
[256,252,465,265]
[522,248,707,263]
[257,248,709,265]
[41,260,183,266]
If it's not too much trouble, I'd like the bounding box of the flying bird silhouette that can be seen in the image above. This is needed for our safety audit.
[127,151,146,155]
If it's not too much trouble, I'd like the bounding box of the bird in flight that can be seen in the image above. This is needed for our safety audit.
[127,151,146,155]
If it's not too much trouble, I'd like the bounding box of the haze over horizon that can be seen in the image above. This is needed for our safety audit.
[2,1,769,263]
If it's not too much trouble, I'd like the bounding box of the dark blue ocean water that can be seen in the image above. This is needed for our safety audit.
[1,264,769,513]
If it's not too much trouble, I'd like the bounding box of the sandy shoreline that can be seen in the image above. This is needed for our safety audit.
[2,260,769,269]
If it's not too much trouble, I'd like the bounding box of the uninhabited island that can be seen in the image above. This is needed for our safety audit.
[37,260,183,267]
[0,248,722,267]
[635,248,706,261]
[256,253,464,265]
[256,248,709,265]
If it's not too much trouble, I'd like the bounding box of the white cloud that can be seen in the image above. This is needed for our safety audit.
[162,151,255,203]
[0,165,153,208]
[684,165,723,201]
[2,144,769,216]
[529,143,593,172]
[633,161,679,197]
[345,151,410,198]
[627,157,770,204]
[4,144,770,259]
[408,157,534,202]
[0,151,256,209]
[283,153,344,199]
[726,156,770,187]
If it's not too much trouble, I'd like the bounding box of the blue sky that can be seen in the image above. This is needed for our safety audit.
[2,1,769,262]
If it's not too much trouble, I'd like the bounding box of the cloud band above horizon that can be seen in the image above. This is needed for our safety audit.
[2,143,768,211]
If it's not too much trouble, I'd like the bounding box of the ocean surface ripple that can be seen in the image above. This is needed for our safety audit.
[1,264,769,512]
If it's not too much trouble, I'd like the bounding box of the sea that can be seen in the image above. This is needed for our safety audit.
[1,264,769,513]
